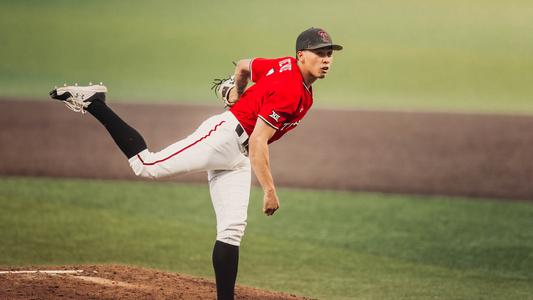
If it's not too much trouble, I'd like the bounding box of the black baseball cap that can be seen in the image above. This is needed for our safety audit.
[296,27,343,51]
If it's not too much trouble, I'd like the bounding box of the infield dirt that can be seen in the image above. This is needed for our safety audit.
[2,99,533,200]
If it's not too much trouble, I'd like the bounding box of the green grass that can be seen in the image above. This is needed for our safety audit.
[1,176,532,299]
[1,1,533,113]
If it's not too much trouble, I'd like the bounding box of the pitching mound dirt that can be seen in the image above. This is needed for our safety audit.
[0,265,311,300]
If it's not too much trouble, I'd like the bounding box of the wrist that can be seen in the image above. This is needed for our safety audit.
[263,186,276,194]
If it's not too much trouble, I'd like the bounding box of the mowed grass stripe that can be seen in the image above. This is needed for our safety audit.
[1,177,532,299]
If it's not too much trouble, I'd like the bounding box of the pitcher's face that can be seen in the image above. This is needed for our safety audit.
[298,47,334,79]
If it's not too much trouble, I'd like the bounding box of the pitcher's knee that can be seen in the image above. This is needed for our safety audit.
[132,165,159,179]
[128,150,161,179]
[216,222,247,246]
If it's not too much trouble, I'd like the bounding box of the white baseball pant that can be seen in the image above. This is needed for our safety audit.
[128,111,251,246]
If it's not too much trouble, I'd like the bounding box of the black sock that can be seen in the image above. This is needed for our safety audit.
[86,100,147,159]
[212,240,239,300]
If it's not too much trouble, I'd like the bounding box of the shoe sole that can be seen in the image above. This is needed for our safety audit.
[49,86,107,103]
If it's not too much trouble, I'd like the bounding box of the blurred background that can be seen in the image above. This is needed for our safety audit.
[1,1,533,299]
[1,0,532,112]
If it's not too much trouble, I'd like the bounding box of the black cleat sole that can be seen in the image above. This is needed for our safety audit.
[49,89,72,101]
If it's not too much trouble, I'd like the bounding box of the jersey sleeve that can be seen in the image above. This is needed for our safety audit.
[257,88,298,130]
[250,58,278,83]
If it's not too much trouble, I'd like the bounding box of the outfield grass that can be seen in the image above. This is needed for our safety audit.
[1,1,533,113]
[1,177,532,299]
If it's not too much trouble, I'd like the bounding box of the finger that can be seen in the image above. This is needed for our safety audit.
[265,207,278,216]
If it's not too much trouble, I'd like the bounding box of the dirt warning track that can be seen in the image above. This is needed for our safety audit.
[2,99,533,200]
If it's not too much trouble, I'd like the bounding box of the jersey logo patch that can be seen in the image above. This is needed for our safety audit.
[269,110,281,122]
[266,68,275,76]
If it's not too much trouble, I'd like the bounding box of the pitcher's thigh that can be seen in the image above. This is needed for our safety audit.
[128,114,232,179]
[129,139,213,179]
[208,160,251,246]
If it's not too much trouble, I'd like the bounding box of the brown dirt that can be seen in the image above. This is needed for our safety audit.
[2,98,533,200]
[0,264,311,300]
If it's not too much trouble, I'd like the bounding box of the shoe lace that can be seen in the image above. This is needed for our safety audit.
[63,94,87,114]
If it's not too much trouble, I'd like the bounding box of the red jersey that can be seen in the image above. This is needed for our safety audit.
[230,57,313,144]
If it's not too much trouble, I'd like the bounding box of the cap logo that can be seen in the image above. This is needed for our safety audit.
[318,30,331,43]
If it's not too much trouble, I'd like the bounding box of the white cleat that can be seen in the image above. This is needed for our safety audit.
[49,83,107,114]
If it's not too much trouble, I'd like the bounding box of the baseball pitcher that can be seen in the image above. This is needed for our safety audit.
[49,27,342,300]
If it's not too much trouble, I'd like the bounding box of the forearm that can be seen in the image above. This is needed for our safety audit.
[234,59,251,97]
[249,137,275,194]
[249,120,279,216]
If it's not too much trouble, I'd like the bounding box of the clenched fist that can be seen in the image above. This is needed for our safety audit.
[263,190,280,216]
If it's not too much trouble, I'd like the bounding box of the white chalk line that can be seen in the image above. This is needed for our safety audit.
[0,270,151,290]
[0,270,83,275]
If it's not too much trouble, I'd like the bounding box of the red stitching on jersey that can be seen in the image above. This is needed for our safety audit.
[137,120,226,166]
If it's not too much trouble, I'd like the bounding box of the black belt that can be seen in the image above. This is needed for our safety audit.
[235,123,249,151]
